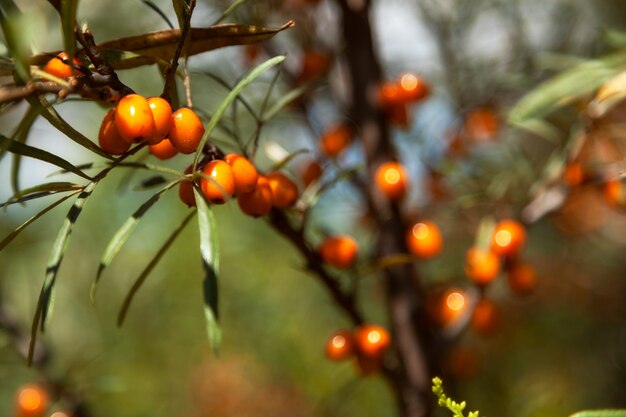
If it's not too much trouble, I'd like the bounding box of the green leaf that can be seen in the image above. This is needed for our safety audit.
[509,51,626,124]
[92,181,179,302]
[132,175,168,191]
[117,209,196,326]
[0,191,78,252]
[570,411,626,417]
[261,84,308,122]
[212,0,250,25]
[0,134,92,180]
[142,0,174,29]
[60,0,78,59]
[268,148,309,171]
[171,0,189,30]
[26,95,115,160]
[2,182,83,207]
[192,55,286,170]
[9,104,39,194]
[194,188,221,352]
[0,1,31,82]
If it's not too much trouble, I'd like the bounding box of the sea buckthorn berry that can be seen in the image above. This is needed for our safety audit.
[354,324,391,358]
[491,219,526,259]
[147,97,173,143]
[325,330,354,361]
[179,167,196,207]
[319,235,358,269]
[378,81,403,108]
[604,179,625,206]
[15,384,48,417]
[238,175,273,217]
[201,160,235,204]
[98,109,131,156]
[301,160,323,187]
[115,94,156,144]
[374,161,408,201]
[267,172,299,209]
[298,50,331,83]
[506,261,537,296]
[406,221,443,259]
[465,246,501,286]
[320,123,353,157]
[471,298,500,336]
[43,52,81,78]
[224,153,259,195]
[168,108,205,154]
[149,138,178,160]
[439,289,467,325]
[563,162,584,187]
[397,73,429,102]
[464,108,499,142]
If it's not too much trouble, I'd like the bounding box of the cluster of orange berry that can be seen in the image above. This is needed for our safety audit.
[325,325,391,374]
[13,384,69,417]
[377,73,429,129]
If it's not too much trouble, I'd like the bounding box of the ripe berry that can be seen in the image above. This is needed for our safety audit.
[98,109,131,156]
[168,108,205,154]
[267,172,299,209]
[439,289,467,325]
[491,219,526,259]
[179,167,196,207]
[325,330,354,361]
[406,221,442,259]
[563,162,584,187]
[604,179,625,206]
[224,153,258,195]
[354,324,391,358]
[301,160,323,187]
[298,50,331,83]
[238,175,273,217]
[471,298,500,336]
[319,235,358,269]
[397,73,429,102]
[15,384,48,417]
[465,246,501,286]
[374,161,408,201]
[147,97,173,143]
[506,261,537,296]
[115,94,156,144]
[43,52,80,78]
[378,82,403,108]
[149,138,178,160]
[201,160,235,204]
[320,123,353,157]
[465,108,499,142]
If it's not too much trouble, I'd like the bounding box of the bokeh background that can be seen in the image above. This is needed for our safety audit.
[1,0,626,416]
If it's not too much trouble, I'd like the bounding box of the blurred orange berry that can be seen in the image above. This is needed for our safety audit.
[465,247,501,286]
[465,108,499,142]
[267,172,299,209]
[301,160,323,187]
[406,221,443,259]
[15,384,48,417]
[604,178,625,206]
[563,162,585,187]
[237,175,273,217]
[325,330,354,361]
[320,123,353,158]
[491,219,526,259]
[397,73,429,102]
[374,161,408,201]
[354,324,391,358]
[319,235,358,269]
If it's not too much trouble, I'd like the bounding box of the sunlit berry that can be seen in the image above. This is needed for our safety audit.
[267,172,299,209]
[98,109,131,156]
[406,221,442,259]
[43,52,81,78]
[319,235,358,269]
[465,246,501,286]
[168,108,205,154]
[325,330,354,361]
[374,161,408,201]
[115,94,156,144]
[224,153,259,195]
[201,160,235,204]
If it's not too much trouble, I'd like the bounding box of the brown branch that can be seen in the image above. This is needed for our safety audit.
[162,0,197,103]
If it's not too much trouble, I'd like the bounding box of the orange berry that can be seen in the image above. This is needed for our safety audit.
[98,109,131,156]
[224,153,259,195]
[15,384,48,417]
[43,52,80,78]
[298,50,331,83]
[354,324,391,358]
[604,179,625,206]
[465,247,501,286]
[397,73,429,102]
[471,298,500,336]
[506,261,537,296]
[201,160,235,204]
[374,161,408,201]
[491,219,526,259]
[377,81,403,108]
[115,94,156,144]
[267,172,299,209]
[238,175,273,217]
[563,162,584,187]
[149,138,178,160]
[319,235,358,269]
[179,167,196,207]
[465,108,499,142]
[325,330,354,361]
[168,108,205,154]
[301,160,323,187]
[439,289,467,325]
[147,97,173,143]
[320,123,353,158]
[406,221,443,259]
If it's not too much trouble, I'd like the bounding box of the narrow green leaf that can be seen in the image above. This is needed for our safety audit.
[269,148,309,172]
[26,95,115,160]
[194,187,221,351]
[60,0,78,59]
[9,104,39,194]
[91,181,179,302]
[171,0,189,30]
[117,209,196,326]
[212,0,249,25]
[2,182,83,208]
[0,134,92,180]
[132,175,168,191]
[261,84,307,122]
[570,411,626,417]
[192,55,286,170]
[142,0,174,29]
[0,191,78,251]
[0,1,31,82]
